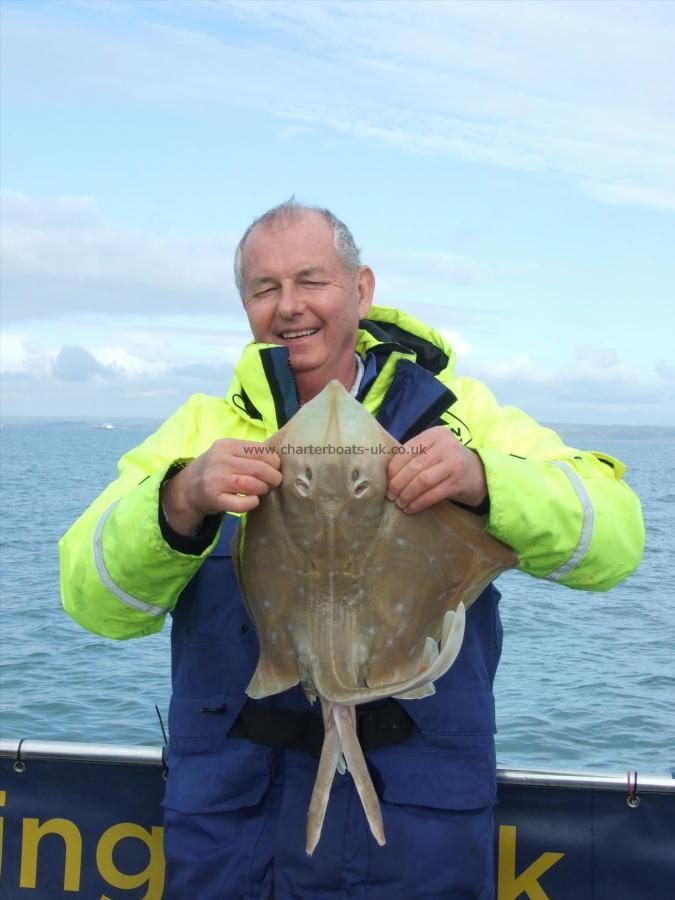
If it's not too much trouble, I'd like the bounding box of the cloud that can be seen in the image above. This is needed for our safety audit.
[167,361,232,381]
[438,330,471,359]
[2,191,503,326]
[0,191,239,321]
[52,345,109,382]
[3,1,674,210]
[1,323,670,424]
[0,330,237,417]
[371,250,482,287]
[462,342,674,424]
[655,360,675,386]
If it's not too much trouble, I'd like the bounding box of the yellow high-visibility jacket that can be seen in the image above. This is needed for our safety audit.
[60,306,645,640]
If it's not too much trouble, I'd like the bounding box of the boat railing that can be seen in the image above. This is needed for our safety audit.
[1,736,673,790]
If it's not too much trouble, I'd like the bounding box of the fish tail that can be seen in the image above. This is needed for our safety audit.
[306,701,341,855]
[333,703,386,847]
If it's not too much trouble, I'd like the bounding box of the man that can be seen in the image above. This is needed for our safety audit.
[60,201,645,899]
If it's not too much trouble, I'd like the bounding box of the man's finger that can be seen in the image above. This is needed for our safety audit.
[214,492,261,513]
[398,483,452,515]
[223,473,277,497]
[391,462,449,509]
[231,442,282,469]
[217,454,283,487]
[386,454,426,500]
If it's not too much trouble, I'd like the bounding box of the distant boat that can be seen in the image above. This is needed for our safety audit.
[94,422,114,430]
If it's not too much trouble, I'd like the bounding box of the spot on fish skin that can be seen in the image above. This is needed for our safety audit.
[386,637,394,648]
[367,626,376,636]
[263,599,271,609]
[395,537,408,547]
[394,601,405,614]
[354,642,369,664]
[408,646,417,657]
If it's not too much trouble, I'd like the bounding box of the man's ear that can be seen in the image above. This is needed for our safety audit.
[356,266,375,318]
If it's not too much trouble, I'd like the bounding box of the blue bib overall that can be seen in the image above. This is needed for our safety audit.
[163,355,501,900]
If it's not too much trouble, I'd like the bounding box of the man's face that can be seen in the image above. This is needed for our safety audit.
[241,212,374,394]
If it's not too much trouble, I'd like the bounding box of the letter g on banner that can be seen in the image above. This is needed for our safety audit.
[96,823,165,900]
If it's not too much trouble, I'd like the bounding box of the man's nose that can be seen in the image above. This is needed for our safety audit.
[277,282,305,318]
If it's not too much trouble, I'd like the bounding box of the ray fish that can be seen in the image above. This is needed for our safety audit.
[232,381,518,854]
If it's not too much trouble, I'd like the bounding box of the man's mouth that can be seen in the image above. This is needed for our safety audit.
[280,328,320,340]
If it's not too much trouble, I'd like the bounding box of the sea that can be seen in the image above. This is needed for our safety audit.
[0,417,673,776]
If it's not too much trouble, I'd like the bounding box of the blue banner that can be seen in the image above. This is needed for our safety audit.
[1,754,673,898]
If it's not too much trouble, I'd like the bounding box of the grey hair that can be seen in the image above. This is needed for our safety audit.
[233,198,361,299]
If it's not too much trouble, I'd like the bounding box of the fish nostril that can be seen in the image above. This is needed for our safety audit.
[352,469,360,482]
[305,467,312,481]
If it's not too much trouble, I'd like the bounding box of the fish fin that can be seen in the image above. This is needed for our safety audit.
[336,604,467,705]
[307,701,341,856]
[292,609,467,710]
[422,635,439,667]
[424,602,466,683]
[303,684,318,705]
[392,620,460,699]
[230,522,254,623]
[393,682,436,700]
[245,659,300,699]
[333,704,385,847]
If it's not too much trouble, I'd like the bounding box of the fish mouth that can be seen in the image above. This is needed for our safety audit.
[279,327,320,340]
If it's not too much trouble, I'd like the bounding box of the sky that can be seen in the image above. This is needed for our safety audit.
[1,0,674,424]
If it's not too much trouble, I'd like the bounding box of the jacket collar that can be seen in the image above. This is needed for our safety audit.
[224,307,458,438]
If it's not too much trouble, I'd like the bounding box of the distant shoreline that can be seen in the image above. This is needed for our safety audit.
[1,417,674,439]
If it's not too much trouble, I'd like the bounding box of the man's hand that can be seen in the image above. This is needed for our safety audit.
[162,439,282,535]
[386,426,487,514]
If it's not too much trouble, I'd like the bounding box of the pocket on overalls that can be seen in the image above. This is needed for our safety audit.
[164,694,274,814]
[365,743,496,899]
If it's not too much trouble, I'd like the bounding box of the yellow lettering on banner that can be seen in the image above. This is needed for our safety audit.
[498,825,565,900]
[97,822,165,900]
[20,817,82,891]
[0,790,5,879]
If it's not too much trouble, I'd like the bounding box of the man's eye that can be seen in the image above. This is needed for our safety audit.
[254,286,276,298]
[302,280,326,287]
